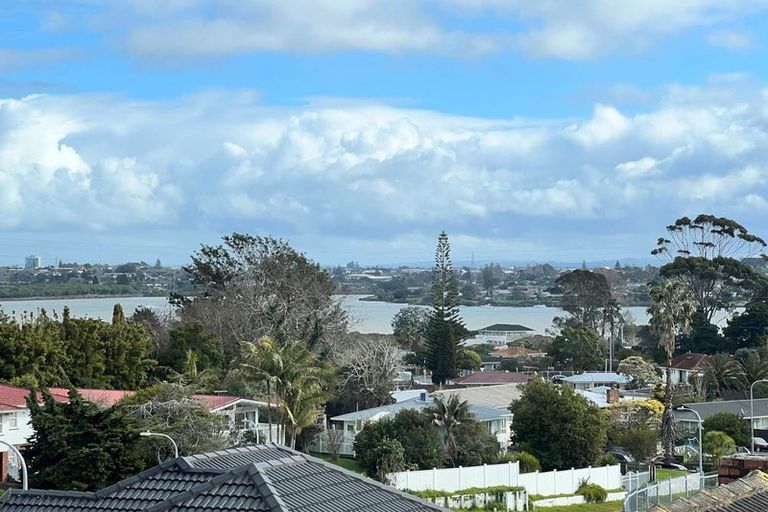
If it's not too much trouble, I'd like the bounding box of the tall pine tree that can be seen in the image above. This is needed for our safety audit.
[426,231,464,386]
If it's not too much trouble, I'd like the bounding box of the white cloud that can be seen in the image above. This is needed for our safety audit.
[86,0,768,60]
[708,29,754,50]
[3,84,768,258]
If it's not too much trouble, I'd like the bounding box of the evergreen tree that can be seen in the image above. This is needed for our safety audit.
[25,388,146,491]
[425,231,464,386]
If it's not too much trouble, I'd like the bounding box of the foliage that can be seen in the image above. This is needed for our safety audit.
[158,322,223,374]
[25,389,146,491]
[677,310,725,355]
[648,279,695,464]
[600,453,618,466]
[391,306,430,350]
[232,336,333,448]
[428,394,472,465]
[735,351,768,394]
[456,348,482,371]
[371,438,405,483]
[576,482,607,503]
[703,430,736,465]
[550,326,604,372]
[724,288,768,352]
[510,377,607,470]
[334,333,400,408]
[452,420,501,467]
[182,233,347,359]
[553,270,612,330]
[480,263,503,299]
[606,399,663,463]
[652,214,767,321]
[119,382,230,458]
[703,353,741,399]
[617,356,660,389]
[514,451,541,473]
[702,413,750,448]
[425,231,464,385]
[0,306,155,390]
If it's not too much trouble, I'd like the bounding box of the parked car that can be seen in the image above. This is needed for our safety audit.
[752,437,768,451]
[652,457,688,471]
[608,450,635,464]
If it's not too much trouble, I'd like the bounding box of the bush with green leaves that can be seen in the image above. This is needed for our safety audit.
[372,438,405,483]
[576,482,607,503]
[702,413,750,448]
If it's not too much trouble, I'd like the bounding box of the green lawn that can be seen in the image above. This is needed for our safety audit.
[311,453,366,474]
[655,468,688,481]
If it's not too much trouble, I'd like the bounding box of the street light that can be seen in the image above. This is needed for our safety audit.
[750,379,768,452]
[0,440,28,490]
[140,431,179,459]
[674,405,703,476]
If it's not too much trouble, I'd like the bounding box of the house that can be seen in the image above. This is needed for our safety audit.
[316,392,513,456]
[560,372,628,391]
[0,383,277,481]
[0,444,447,511]
[432,383,523,410]
[491,345,547,359]
[475,324,535,345]
[576,386,643,408]
[451,371,529,387]
[667,353,711,386]
[680,398,768,430]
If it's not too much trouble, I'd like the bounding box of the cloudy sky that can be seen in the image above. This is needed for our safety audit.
[2,1,768,266]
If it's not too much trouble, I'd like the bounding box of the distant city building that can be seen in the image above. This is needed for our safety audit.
[24,255,42,269]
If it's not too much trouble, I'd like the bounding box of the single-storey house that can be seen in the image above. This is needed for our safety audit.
[475,324,535,345]
[432,383,523,410]
[560,372,628,391]
[451,371,529,387]
[680,398,768,430]
[666,353,711,386]
[0,444,447,511]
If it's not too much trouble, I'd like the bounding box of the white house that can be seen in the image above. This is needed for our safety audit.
[666,353,711,386]
[474,324,535,345]
[560,372,628,391]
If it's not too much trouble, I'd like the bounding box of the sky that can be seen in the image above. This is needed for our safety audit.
[2,1,768,266]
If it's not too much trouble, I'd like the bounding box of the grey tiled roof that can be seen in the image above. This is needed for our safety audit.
[0,444,446,512]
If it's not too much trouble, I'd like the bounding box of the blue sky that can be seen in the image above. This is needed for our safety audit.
[1,1,768,266]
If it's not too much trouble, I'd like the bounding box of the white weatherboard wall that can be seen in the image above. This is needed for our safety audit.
[391,462,622,496]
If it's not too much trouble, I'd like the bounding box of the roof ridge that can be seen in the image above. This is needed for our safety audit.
[95,457,192,497]
[249,463,290,512]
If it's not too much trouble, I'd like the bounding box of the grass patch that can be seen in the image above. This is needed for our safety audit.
[655,468,688,481]
[311,453,366,474]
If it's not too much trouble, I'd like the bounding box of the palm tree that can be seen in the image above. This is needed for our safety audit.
[703,353,741,398]
[429,394,472,465]
[648,279,695,464]
[736,351,768,396]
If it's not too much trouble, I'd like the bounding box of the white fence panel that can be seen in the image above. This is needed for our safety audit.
[391,462,622,496]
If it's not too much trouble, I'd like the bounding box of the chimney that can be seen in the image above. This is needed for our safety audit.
[607,387,620,405]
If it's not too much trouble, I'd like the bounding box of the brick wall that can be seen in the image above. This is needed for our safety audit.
[719,455,768,484]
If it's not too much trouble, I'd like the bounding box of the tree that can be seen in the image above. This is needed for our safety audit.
[425,231,464,385]
[25,389,146,491]
[703,353,741,399]
[158,322,223,374]
[480,263,503,299]
[617,356,660,389]
[119,383,230,457]
[456,348,481,372]
[554,270,612,330]
[606,400,663,463]
[703,431,736,466]
[371,438,405,483]
[391,409,444,470]
[511,377,607,470]
[182,234,347,359]
[452,420,501,467]
[702,413,750,448]
[391,306,429,350]
[735,351,768,395]
[724,287,768,352]
[334,333,400,407]
[648,279,695,464]
[428,394,472,465]
[550,326,603,372]
[677,310,725,355]
[652,214,767,321]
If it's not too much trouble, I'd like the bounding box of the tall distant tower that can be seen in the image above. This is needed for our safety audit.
[24,255,42,269]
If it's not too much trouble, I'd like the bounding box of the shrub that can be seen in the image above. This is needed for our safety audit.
[702,413,750,448]
[516,451,541,473]
[576,481,607,503]
[600,453,618,466]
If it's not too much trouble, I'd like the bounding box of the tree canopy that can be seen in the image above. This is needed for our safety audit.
[550,326,604,372]
[554,270,612,330]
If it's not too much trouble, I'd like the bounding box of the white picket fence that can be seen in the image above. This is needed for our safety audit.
[390,461,622,496]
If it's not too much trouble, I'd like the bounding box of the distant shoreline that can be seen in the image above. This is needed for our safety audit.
[0,293,167,302]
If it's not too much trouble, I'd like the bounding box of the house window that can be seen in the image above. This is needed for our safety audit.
[8,413,18,429]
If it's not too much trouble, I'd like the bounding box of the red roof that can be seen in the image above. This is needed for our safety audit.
[48,388,135,407]
[193,394,241,410]
[453,371,530,385]
[492,346,546,358]
[0,384,69,412]
[670,353,712,370]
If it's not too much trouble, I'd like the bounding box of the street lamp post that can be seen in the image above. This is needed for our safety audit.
[0,441,28,490]
[675,406,703,476]
[139,431,179,459]
[750,379,768,453]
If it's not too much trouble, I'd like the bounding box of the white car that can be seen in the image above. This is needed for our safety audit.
[752,437,768,451]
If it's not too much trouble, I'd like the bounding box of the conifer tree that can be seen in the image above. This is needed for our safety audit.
[425,231,464,386]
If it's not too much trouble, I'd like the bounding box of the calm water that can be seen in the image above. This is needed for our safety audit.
[0,294,657,333]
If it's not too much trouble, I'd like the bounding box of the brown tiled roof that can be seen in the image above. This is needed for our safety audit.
[650,470,768,512]
[453,371,529,385]
[670,353,712,370]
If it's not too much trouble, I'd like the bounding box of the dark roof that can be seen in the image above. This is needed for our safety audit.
[478,324,533,332]
[0,444,446,512]
[670,353,711,370]
[681,398,768,421]
[649,470,768,511]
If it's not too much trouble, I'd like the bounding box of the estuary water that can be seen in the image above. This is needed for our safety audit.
[0,294,656,333]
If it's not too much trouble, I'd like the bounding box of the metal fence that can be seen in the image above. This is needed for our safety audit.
[622,470,651,492]
[623,472,718,512]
